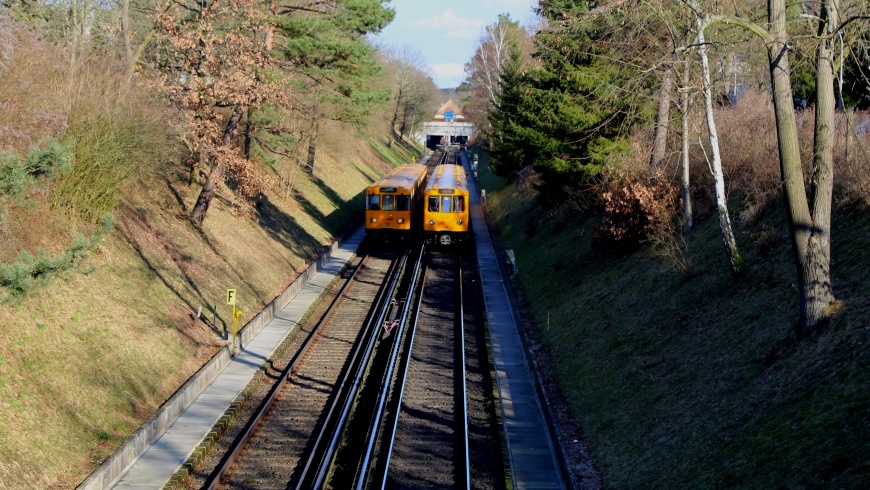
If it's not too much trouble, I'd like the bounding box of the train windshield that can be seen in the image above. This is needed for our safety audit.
[454,196,464,213]
[366,194,380,210]
[396,195,410,211]
[441,196,452,213]
[428,196,439,212]
[382,194,395,211]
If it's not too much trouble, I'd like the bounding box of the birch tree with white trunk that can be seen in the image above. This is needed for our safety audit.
[464,13,529,136]
[689,0,745,275]
[689,0,864,335]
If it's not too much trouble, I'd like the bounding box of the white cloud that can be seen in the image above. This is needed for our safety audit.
[483,0,533,8]
[431,62,467,87]
[409,9,485,39]
[482,0,537,23]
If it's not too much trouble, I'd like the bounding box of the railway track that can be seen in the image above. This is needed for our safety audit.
[187,235,506,489]
[328,248,472,489]
[202,249,402,489]
[147,152,553,490]
[384,250,470,488]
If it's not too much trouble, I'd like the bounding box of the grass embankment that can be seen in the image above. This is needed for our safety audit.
[0,124,421,488]
[476,150,870,488]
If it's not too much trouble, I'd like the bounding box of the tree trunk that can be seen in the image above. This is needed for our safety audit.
[766,0,837,336]
[695,8,744,275]
[191,104,246,226]
[122,0,133,74]
[388,89,403,147]
[679,63,693,234]
[188,153,198,186]
[244,106,255,160]
[306,117,319,173]
[399,106,409,140]
[651,44,675,168]
[807,0,838,324]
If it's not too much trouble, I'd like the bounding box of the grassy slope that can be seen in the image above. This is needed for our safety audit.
[0,120,422,488]
[475,149,870,488]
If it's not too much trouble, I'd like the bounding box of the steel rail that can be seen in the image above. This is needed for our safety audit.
[457,253,471,489]
[355,245,427,490]
[203,251,381,489]
[297,247,411,489]
[374,250,428,490]
[374,251,470,489]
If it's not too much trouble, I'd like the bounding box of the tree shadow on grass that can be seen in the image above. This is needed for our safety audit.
[187,195,276,306]
[393,135,420,154]
[254,193,323,262]
[116,205,215,327]
[291,177,363,237]
[350,159,381,183]
[310,176,346,215]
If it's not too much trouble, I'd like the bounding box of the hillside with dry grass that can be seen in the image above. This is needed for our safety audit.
[0,18,423,487]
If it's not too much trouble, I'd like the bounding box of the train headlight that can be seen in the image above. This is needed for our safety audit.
[371,218,377,223]
[397,218,404,224]
[457,219,463,225]
[429,219,435,225]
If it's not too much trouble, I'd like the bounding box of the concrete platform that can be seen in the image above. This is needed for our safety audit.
[463,151,566,489]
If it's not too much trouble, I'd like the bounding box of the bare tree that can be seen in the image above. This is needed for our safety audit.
[381,45,429,147]
[688,0,744,275]
[692,0,869,334]
[678,61,693,234]
[464,13,530,133]
[650,40,675,168]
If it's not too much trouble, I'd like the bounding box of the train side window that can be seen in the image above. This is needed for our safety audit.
[382,194,395,211]
[428,196,439,212]
[454,196,464,213]
[367,194,380,210]
[396,195,410,211]
[441,196,452,213]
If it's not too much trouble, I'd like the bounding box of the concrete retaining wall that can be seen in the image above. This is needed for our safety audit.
[77,228,356,490]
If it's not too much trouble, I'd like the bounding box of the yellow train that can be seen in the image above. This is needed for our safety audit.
[422,164,470,246]
[365,163,428,240]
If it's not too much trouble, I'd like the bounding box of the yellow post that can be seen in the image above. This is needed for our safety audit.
[226,289,238,355]
[232,306,243,356]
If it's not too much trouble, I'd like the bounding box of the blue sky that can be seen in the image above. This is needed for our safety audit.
[371,0,538,89]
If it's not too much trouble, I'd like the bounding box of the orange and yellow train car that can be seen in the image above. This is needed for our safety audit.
[422,164,470,246]
[365,163,428,240]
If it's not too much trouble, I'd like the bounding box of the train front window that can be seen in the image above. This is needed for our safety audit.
[366,194,380,210]
[396,195,410,211]
[382,194,395,211]
[428,196,439,212]
[441,196,452,213]
[454,196,465,213]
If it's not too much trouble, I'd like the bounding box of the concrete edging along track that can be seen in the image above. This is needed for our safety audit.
[77,225,365,490]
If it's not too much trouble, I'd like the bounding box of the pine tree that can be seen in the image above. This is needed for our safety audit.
[488,0,638,204]
[273,0,394,172]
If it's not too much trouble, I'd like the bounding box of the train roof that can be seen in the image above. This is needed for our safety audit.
[368,163,427,191]
[425,164,468,193]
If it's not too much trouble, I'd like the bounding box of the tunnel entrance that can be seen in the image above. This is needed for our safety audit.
[425,134,468,150]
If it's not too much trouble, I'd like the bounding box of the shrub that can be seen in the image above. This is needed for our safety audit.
[595,169,679,249]
[0,151,27,195]
[0,213,112,300]
[51,57,175,223]
[0,138,71,196]
[26,137,72,178]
